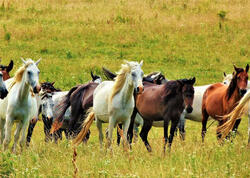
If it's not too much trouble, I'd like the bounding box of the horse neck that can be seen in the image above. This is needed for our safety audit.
[118,74,134,105]
[17,73,30,101]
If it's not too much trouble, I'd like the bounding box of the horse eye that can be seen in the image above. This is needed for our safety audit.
[132,73,136,77]
[28,71,31,75]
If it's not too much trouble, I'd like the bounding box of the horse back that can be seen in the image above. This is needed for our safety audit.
[136,84,166,121]
[202,83,228,119]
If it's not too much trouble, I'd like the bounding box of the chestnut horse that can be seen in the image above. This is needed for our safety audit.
[202,64,249,141]
[134,78,195,152]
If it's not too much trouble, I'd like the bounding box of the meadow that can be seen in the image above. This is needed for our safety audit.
[0,0,250,177]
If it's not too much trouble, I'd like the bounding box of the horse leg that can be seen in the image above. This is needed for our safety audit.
[139,120,153,152]
[42,116,52,142]
[96,118,103,149]
[12,122,22,153]
[117,123,122,146]
[3,115,14,151]
[26,119,38,147]
[0,119,6,144]
[232,119,241,135]
[163,118,170,154]
[178,110,186,140]
[168,118,179,151]
[122,119,130,150]
[127,108,138,145]
[107,116,116,150]
[19,121,29,152]
[201,108,209,142]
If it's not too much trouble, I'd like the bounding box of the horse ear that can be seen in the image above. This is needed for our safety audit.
[35,58,42,66]
[91,71,94,79]
[140,60,143,67]
[51,82,55,86]
[191,77,196,85]
[223,72,227,77]
[233,64,241,73]
[7,60,13,72]
[21,57,26,64]
[246,64,249,73]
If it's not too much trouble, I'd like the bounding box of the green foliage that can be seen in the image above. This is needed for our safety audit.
[0,152,16,177]
[218,10,227,21]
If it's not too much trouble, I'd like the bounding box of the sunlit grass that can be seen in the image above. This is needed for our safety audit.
[0,0,249,177]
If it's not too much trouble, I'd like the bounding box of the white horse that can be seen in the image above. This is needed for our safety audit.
[0,58,41,152]
[74,61,144,149]
[0,72,8,99]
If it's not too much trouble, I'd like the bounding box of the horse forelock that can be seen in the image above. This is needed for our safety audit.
[8,61,35,90]
[163,80,182,101]
[109,63,132,102]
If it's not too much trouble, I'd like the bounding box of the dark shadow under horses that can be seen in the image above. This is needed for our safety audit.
[133,78,195,153]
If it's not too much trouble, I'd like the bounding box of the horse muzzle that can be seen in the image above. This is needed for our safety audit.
[239,89,247,96]
[33,85,41,94]
[186,106,193,113]
[0,88,8,99]
[136,85,144,94]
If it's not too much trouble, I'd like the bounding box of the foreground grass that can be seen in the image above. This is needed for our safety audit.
[0,0,250,177]
[1,118,249,177]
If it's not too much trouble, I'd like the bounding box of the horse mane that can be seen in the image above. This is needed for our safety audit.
[8,60,34,90]
[162,80,182,102]
[226,72,238,100]
[109,63,132,101]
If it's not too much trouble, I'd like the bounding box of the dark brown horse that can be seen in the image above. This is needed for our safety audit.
[0,59,13,80]
[202,64,249,141]
[134,78,195,152]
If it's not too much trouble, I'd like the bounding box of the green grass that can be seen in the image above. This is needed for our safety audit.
[0,0,249,177]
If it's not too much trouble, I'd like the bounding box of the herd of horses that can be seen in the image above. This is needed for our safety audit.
[0,58,249,153]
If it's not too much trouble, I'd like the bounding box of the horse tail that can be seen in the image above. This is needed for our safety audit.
[73,109,95,146]
[50,86,78,133]
[218,90,250,139]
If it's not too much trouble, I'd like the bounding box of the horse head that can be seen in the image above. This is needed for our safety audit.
[0,72,8,99]
[0,59,13,80]
[180,77,195,113]
[233,64,248,96]
[41,81,61,93]
[90,71,102,84]
[41,92,54,120]
[21,58,41,94]
[127,60,144,94]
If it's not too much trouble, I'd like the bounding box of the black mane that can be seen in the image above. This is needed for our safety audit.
[226,73,237,100]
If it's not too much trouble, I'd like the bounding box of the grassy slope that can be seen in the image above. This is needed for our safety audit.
[0,0,249,177]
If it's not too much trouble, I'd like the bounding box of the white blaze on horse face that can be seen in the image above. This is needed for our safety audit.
[223,74,233,85]
[94,77,102,84]
[41,96,54,119]
[131,62,144,94]
[0,72,6,89]
[25,62,40,92]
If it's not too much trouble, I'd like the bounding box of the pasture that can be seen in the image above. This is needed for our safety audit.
[0,0,249,177]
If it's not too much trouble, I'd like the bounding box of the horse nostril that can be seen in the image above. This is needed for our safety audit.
[240,89,247,96]
[186,106,193,113]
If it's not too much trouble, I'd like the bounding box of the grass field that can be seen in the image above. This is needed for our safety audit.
[0,0,249,177]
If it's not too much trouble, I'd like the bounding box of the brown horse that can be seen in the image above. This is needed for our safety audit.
[202,64,249,141]
[0,59,13,80]
[134,78,195,152]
